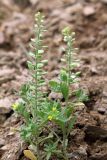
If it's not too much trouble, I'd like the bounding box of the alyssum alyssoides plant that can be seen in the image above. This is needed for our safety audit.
[12,12,88,160]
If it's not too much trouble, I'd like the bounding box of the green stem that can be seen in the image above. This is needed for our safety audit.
[62,127,68,160]
[47,126,62,144]
[33,19,43,160]
[36,138,41,160]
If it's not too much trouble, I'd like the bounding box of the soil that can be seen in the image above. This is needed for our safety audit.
[0,0,107,160]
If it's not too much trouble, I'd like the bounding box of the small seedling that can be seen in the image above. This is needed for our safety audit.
[12,12,87,160]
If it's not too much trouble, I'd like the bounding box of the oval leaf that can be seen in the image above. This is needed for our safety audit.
[24,150,37,160]
[49,81,60,92]
[60,70,68,82]
[60,82,69,100]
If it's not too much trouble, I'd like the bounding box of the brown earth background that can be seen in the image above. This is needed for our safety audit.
[0,0,107,160]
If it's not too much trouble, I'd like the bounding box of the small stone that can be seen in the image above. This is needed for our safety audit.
[30,0,38,5]
[1,144,9,151]
[7,131,15,136]
[78,145,87,156]
[91,66,98,75]
[0,97,12,114]
[83,6,95,17]
[76,103,85,111]
[98,107,106,114]
[49,92,63,100]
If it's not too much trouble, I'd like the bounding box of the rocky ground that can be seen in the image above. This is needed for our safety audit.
[0,0,107,159]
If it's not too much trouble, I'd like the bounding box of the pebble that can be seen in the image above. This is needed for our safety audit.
[1,144,9,151]
[0,97,12,114]
[83,6,95,17]
[98,107,106,114]
[49,92,63,100]
[30,0,38,5]
[78,145,87,156]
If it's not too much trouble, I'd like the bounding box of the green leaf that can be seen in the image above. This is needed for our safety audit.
[62,27,71,36]
[70,62,78,68]
[37,63,44,68]
[49,81,60,92]
[75,89,88,102]
[64,106,74,118]
[54,112,67,128]
[75,71,81,76]
[44,141,58,159]
[67,116,76,135]
[41,60,48,64]
[20,84,29,95]
[60,70,68,82]
[28,52,35,58]
[61,58,66,62]
[27,61,34,70]
[38,50,44,54]
[60,82,69,100]
[46,152,51,160]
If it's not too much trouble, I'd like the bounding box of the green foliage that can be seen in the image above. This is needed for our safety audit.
[49,81,60,92]
[75,89,88,102]
[12,12,88,160]
[60,82,69,100]
[44,141,61,160]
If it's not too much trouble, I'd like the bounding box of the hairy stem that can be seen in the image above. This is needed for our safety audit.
[62,127,68,160]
